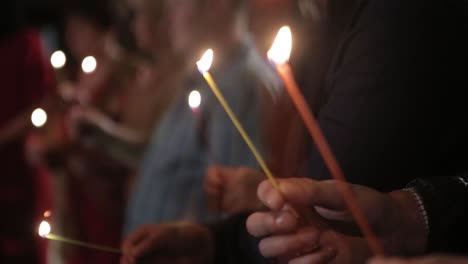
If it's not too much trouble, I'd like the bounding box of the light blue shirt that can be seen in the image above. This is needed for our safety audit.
[124,38,282,234]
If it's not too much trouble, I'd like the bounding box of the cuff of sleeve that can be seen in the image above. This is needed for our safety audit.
[407,176,468,253]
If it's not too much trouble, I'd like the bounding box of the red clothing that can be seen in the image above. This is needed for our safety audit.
[0,29,52,264]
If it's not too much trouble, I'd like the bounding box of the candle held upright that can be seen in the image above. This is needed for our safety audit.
[196,49,283,192]
[268,26,384,256]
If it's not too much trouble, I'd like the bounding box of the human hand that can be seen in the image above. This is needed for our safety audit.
[204,166,264,215]
[247,178,428,263]
[120,222,214,264]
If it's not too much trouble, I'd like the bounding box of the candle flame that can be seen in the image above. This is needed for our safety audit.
[267,26,292,65]
[43,210,52,218]
[51,50,67,69]
[82,56,97,74]
[38,221,51,237]
[196,49,214,73]
[188,90,202,109]
[31,108,48,128]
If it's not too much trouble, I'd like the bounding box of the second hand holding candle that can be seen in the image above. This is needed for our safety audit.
[196,49,298,218]
[38,221,122,254]
[268,26,384,256]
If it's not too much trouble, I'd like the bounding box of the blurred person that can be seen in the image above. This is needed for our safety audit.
[123,0,281,234]
[120,0,184,149]
[206,0,468,215]
[204,0,335,216]
[40,2,144,264]
[120,0,468,262]
[76,0,186,168]
[120,171,468,264]
[0,2,54,264]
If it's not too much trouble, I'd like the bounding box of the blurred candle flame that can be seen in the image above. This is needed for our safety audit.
[188,90,202,109]
[38,221,51,238]
[196,49,213,73]
[31,108,47,128]
[267,26,292,65]
[82,56,97,73]
[50,50,67,69]
[43,210,52,218]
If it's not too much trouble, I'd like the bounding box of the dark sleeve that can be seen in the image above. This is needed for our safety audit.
[210,213,270,264]
[308,0,468,191]
[408,174,468,254]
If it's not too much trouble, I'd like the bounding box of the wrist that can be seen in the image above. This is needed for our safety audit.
[387,190,428,255]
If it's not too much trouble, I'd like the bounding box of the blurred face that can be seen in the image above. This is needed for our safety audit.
[65,16,106,59]
[166,0,201,56]
[132,0,170,53]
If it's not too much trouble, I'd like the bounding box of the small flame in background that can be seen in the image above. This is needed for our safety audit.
[196,49,214,73]
[43,210,52,218]
[38,221,51,238]
[50,50,67,69]
[267,26,292,65]
[31,108,48,128]
[81,56,97,74]
[188,90,202,109]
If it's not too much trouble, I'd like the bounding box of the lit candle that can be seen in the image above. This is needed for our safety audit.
[43,210,52,218]
[196,50,279,186]
[268,26,384,256]
[31,108,48,128]
[196,49,299,217]
[82,56,97,74]
[38,221,121,254]
[50,50,67,70]
[188,90,202,116]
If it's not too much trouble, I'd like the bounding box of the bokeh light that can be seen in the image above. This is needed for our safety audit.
[50,50,67,69]
[38,221,51,237]
[81,56,97,73]
[188,90,202,109]
[31,108,48,128]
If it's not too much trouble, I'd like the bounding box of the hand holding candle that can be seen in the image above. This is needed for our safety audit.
[268,26,384,256]
[38,221,121,254]
[196,49,298,217]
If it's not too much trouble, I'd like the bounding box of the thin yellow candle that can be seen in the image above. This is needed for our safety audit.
[196,49,288,197]
[38,221,121,254]
[268,26,384,256]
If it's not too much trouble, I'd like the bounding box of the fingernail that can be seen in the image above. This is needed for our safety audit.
[275,214,286,225]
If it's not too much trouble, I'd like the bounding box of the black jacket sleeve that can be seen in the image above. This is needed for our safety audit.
[408,174,468,254]
[307,0,468,192]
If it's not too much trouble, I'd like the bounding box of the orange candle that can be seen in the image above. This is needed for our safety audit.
[268,26,384,256]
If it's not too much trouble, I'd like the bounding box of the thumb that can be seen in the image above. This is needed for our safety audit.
[257,178,348,212]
